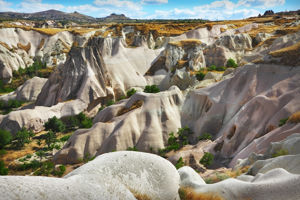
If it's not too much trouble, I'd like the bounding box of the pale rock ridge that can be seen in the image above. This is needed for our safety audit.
[36,39,112,107]
[54,86,183,164]
[0,77,47,102]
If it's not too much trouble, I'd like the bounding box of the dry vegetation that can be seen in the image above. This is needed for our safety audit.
[269,41,300,66]
[117,100,143,116]
[169,39,202,47]
[288,111,300,123]
[17,42,31,53]
[179,187,223,200]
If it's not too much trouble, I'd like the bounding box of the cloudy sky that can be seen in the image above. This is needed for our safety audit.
[0,0,299,20]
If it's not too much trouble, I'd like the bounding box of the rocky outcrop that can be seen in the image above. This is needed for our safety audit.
[0,151,180,200]
[0,77,47,102]
[54,86,183,164]
[0,99,86,134]
[36,39,112,107]
[181,64,300,166]
[0,28,91,82]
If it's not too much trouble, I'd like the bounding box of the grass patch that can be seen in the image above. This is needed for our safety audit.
[200,152,214,168]
[272,148,289,158]
[179,187,223,200]
[278,118,288,127]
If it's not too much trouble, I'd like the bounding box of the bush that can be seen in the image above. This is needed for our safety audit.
[13,60,47,79]
[0,160,8,175]
[77,112,93,128]
[127,88,137,97]
[200,152,214,168]
[144,85,160,93]
[14,128,33,149]
[45,116,65,133]
[196,72,205,81]
[160,126,193,155]
[127,146,138,151]
[175,157,185,169]
[198,133,212,141]
[207,65,217,71]
[226,58,238,68]
[279,118,288,127]
[44,131,56,149]
[7,99,23,108]
[0,129,12,149]
[0,80,14,93]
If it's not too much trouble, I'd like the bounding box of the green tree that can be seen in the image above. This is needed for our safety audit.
[0,129,12,149]
[200,152,214,168]
[44,131,56,149]
[126,88,137,97]
[0,160,8,175]
[196,71,205,81]
[45,116,65,133]
[226,58,238,68]
[14,128,33,149]
[175,157,185,169]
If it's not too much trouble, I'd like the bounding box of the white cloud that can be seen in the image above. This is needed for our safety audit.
[17,0,64,13]
[237,0,285,8]
[142,0,168,4]
[0,0,13,12]
[150,0,262,20]
[93,0,141,11]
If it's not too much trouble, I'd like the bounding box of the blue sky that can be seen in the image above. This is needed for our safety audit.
[0,0,299,20]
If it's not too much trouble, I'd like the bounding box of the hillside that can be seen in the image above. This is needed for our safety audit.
[0,9,300,200]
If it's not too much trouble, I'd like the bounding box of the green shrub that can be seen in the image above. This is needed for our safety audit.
[13,60,47,79]
[226,58,238,68]
[175,157,185,169]
[127,146,138,151]
[45,116,65,133]
[198,133,212,141]
[127,88,137,97]
[207,65,217,71]
[272,149,289,158]
[196,71,205,81]
[200,152,214,168]
[144,85,160,93]
[54,165,66,177]
[0,160,8,175]
[160,126,193,154]
[77,112,93,128]
[0,80,14,93]
[60,135,71,142]
[279,118,288,127]
[0,129,12,149]
[14,128,33,149]
[7,99,23,108]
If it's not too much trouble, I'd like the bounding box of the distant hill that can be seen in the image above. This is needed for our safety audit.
[98,13,130,21]
[0,10,129,23]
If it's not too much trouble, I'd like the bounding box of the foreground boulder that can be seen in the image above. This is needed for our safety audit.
[0,151,180,200]
[178,166,300,200]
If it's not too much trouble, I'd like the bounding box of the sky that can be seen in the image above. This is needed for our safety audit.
[0,0,299,20]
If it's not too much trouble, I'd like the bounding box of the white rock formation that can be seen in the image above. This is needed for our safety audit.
[54,86,183,164]
[0,77,47,102]
[181,64,300,166]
